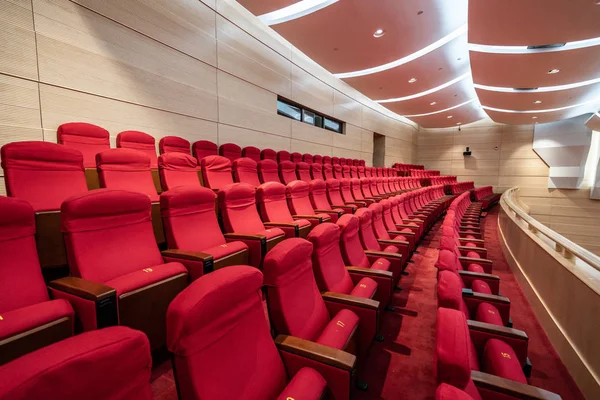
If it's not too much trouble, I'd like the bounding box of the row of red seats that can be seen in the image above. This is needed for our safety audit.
[447,181,476,195]
[473,186,501,210]
[393,163,424,171]
[430,176,457,185]
[410,169,440,177]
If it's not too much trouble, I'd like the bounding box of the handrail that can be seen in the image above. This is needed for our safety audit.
[501,187,600,273]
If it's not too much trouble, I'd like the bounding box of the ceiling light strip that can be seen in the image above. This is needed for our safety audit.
[334,24,468,79]
[403,98,476,117]
[482,97,600,114]
[474,76,600,93]
[258,0,339,26]
[469,36,600,54]
[376,72,471,103]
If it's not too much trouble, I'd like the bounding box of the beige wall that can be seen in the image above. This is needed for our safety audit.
[418,118,600,255]
[0,0,418,195]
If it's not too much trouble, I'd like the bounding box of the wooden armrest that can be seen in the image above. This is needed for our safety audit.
[321,291,379,311]
[275,335,356,371]
[459,238,484,244]
[395,224,419,229]
[459,256,492,265]
[345,201,366,206]
[403,218,425,224]
[161,249,213,263]
[263,222,298,228]
[458,270,500,281]
[471,371,561,400]
[459,230,482,238]
[458,245,487,253]
[388,230,415,237]
[331,204,355,210]
[223,233,266,241]
[467,320,527,341]
[378,239,410,247]
[48,277,115,301]
[462,288,510,305]
[314,209,342,215]
[364,250,402,260]
[346,266,393,279]
[292,215,323,221]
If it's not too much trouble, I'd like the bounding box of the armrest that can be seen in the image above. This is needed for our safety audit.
[331,204,356,211]
[471,371,562,400]
[462,289,509,306]
[467,320,527,341]
[292,215,323,222]
[264,222,299,228]
[314,209,343,215]
[462,288,511,325]
[161,249,214,278]
[48,277,115,301]
[388,230,415,237]
[346,266,393,279]
[378,239,410,248]
[403,218,425,224]
[458,270,500,294]
[345,201,367,207]
[459,230,482,238]
[395,223,420,230]
[365,250,402,260]
[458,238,485,244]
[458,246,488,258]
[275,334,356,371]
[161,249,213,263]
[459,256,492,265]
[321,291,379,311]
[223,233,266,241]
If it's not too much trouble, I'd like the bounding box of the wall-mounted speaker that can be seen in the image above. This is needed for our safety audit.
[463,147,472,156]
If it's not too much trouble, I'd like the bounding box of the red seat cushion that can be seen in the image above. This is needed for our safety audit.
[349,277,377,299]
[371,258,391,271]
[203,241,248,260]
[0,299,74,341]
[436,383,479,400]
[278,367,327,400]
[260,228,285,240]
[471,279,492,294]
[466,251,481,259]
[316,309,359,350]
[475,303,504,326]
[392,234,407,241]
[105,262,187,296]
[482,339,527,384]
[465,234,477,239]
[467,264,485,273]
[465,242,478,247]
[383,244,399,253]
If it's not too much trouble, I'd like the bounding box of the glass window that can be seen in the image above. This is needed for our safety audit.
[302,109,316,125]
[277,98,343,134]
[323,118,342,133]
[277,100,301,120]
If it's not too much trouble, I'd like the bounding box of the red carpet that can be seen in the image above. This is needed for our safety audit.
[150,207,585,399]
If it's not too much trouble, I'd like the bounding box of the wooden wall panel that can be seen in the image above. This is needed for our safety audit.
[0,0,38,80]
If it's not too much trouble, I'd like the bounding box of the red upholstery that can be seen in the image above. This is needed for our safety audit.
[232,157,260,186]
[200,155,234,190]
[116,131,158,169]
[326,179,358,212]
[323,155,332,164]
[1,141,88,212]
[256,182,310,238]
[160,187,248,281]
[291,152,303,163]
[332,156,340,165]
[337,214,393,273]
[192,140,217,162]
[323,164,335,180]
[286,181,331,227]
[436,383,479,400]
[313,154,323,164]
[333,164,342,179]
[355,208,402,255]
[158,153,201,190]
[368,203,409,244]
[242,146,261,162]
[0,326,153,400]
[258,159,280,183]
[279,161,298,184]
[166,266,326,400]
[482,339,528,384]
[57,122,110,168]
[310,163,324,180]
[261,148,277,161]
[277,150,291,163]
[219,143,242,162]
[96,149,158,202]
[309,179,345,222]
[296,162,312,182]
[159,136,190,155]
[302,153,314,164]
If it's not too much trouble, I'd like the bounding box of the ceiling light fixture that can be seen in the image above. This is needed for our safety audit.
[403,99,477,117]
[534,100,542,104]
[481,97,600,114]
[258,0,339,26]
[447,115,453,119]
[548,69,560,74]
[430,102,437,106]
[456,122,462,125]
[473,76,600,93]
[376,72,471,103]
[334,24,468,78]
[408,78,417,83]
[532,116,538,119]
[373,29,385,38]
[468,35,600,54]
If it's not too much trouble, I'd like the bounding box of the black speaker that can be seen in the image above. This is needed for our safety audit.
[463,147,472,156]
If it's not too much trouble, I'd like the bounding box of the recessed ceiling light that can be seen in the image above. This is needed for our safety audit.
[373,29,385,38]
[456,122,462,125]
[258,0,340,26]
[534,100,542,104]
[447,115,453,119]
[548,69,560,74]
[408,78,417,83]
[430,101,437,105]
[532,116,538,119]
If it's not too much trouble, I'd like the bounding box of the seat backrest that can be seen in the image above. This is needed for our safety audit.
[336,214,370,268]
[278,161,297,184]
[0,196,49,313]
[353,159,360,166]
[355,208,382,251]
[232,157,260,186]
[57,122,110,168]
[323,164,335,180]
[161,186,227,252]
[313,154,323,164]
[261,148,277,161]
[302,153,314,164]
[257,159,280,183]
[166,266,288,400]
[1,141,88,212]
[159,136,190,155]
[342,165,351,178]
[351,178,365,200]
[263,239,330,341]
[158,153,201,191]
[323,155,332,165]
[96,149,158,202]
[218,143,242,162]
[290,152,303,163]
[61,189,164,283]
[357,166,366,178]
[296,162,312,182]
[310,163,323,180]
[436,307,474,392]
[192,140,218,162]
[325,179,345,205]
[200,155,234,190]
[286,180,316,215]
[309,179,332,210]
[307,223,354,294]
[339,179,355,203]
[241,146,261,162]
[218,183,265,233]
[332,164,342,179]
[256,182,293,222]
[116,131,158,169]
[277,150,291,163]
[368,203,390,239]
[380,199,397,231]
[350,166,358,178]
[340,157,347,165]
[0,326,153,400]
[437,271,469,318]
[332,156,340,165]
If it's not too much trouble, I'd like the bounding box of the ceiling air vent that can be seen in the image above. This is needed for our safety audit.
[527,43,566,50]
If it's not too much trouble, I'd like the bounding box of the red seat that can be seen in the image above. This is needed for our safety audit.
[160,187,248,281]
[313,154,323,164]
[57,122,110,168]
[325,179,359,213]
[340,157,347,166]
[219,143,241,162]
[342,165,351,179]
[279,160,298,184]
[291,152,303,163]
[0,196,74,365]
[261,148,277,161]
[308,179,345,222]
[200,155,234,190]
[368,203,414,250]
[116,131,158,169]
[158,153,201,190]
[277,150,291,163]
[166,266,330,400]
[310,163,324,180]
[192,140,217,162]
[323,164,335,180]
[50,190,188,349]
[349,166,358,178]
[256,182,312,239]
[436,383,478,400]
[242,146,261,162]
[323,155,332,164]
[232,157,260,186]
[332,156,340,165]
[354,208,407,269]
[258,159,281,183]
[350,178,375,205]
[96,149,159,202]
[159,136,190,155]
[0,326,152,400]
[435,249,499,294]
[296,161,312,182]
[218,183,286,267]
[333,164,343,179]
[286,180,331,228]
[380,199,419,241]
[302,153,314,163]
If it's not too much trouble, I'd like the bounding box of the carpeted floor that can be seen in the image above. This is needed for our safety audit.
[150,207,585,400]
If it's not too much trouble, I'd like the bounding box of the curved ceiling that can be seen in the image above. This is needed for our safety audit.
[237,0,600,129]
